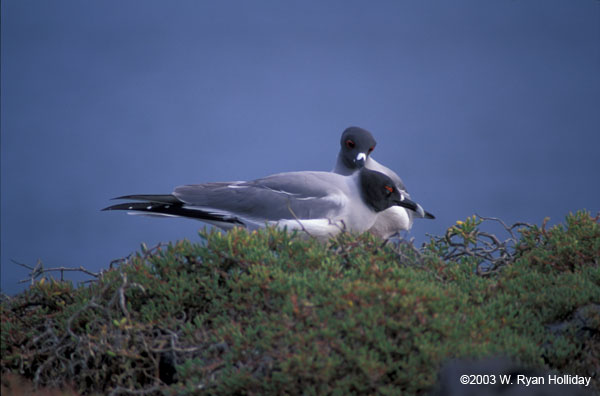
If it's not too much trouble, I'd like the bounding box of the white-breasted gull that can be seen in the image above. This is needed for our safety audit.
[332,126,434,239]
[103,168,430,240]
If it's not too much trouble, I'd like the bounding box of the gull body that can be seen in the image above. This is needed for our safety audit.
[104,168,425,240]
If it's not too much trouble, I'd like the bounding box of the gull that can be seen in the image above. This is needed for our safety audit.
[103,168,430,240]
[333,126,434,238]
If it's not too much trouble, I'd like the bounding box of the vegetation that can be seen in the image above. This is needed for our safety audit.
[1,211,599,395]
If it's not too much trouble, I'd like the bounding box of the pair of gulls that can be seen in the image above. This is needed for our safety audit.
[104,127,434,240]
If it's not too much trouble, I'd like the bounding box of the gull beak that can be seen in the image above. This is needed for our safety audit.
[393,196,425,217]
[354,152,367,168]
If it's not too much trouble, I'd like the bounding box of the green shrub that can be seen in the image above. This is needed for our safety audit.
[2,211,598,395]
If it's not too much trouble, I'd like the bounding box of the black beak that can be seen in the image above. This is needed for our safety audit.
[393,197,427,217]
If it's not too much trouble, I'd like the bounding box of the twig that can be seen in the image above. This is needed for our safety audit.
[427,215,535,275]
[286,199,315,238]
[118,273,130,319]
[13,259,100,285]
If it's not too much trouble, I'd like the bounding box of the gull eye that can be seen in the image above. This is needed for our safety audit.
[368,146,374,153]
[384,185,394,194]
[345,140,355,149]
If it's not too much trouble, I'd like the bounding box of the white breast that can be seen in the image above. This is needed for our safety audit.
[369,207,412,239]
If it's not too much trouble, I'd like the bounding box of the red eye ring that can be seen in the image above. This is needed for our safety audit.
[345,140,355,149]
[384,185,394,193]
[368,146,374,153]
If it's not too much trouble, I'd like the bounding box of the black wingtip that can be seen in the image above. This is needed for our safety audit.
[110,194,150,201]
[110,194,179,203]
[102,202,138,211]
[110,194,141,200]
[425,211,435,220]
[101,201,246,226]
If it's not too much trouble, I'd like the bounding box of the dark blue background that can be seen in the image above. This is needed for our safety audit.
[2,1,599,294]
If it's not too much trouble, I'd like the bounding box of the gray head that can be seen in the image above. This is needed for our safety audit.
[359,168,423,214]
[339,127,377,170]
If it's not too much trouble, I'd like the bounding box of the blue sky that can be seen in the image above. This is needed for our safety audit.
[2,0,599,294]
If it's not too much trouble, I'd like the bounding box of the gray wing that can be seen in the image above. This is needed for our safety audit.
[173,171,347,223]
